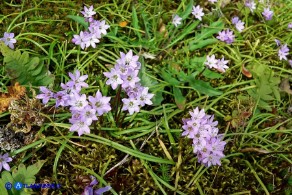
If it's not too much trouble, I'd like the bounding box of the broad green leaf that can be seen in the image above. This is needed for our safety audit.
[0,179,8,195]
[180,0,193,20]
[66,15,88,29]
[25,160,46,184]
[203,68,223,79]
[161,70,180,86]
[0,42,54,86]
[188,78,222,96]
[173,87,186,110]
[152,90,164,106]
[1,171,14,184]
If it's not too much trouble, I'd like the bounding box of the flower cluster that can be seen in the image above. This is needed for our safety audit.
[103,50,154,115]
[36,70,111,136]
[0,153,12,172]
[205,54,229,73]
[231,17,245,32]
[82,176,111,195]
[72,5,110,49]
[182,107,226,167]
[216,29,235,44]
[0,32,17,49]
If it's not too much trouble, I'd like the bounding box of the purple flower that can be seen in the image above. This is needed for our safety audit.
[103,68,123,89]
[192,5,204,21]
[245,0,256,12]
[67,70,89,91]
[68,93,89,111]
[70,120,90,136]
[288,23,292,29]
[82,176,111,195]
[54,91,69,107]
[216,57,229,73]
[136,87,154,106]
[81,5,96,18]
[88,90,111,116]
[80,105,98,126]
[278,44,289,61]
[0,32,17,49]
[232,17,245,32]
[205,55,218,69]
[0,153,12,172]
[262,8,273,21]
[36,86,54,104]
[216,29,235,44]
[121,69,140,89]
[117,50,140,69]
[122,97,140,115]
[275,39,281,46]
[172,15,182,27]
[72,31,90,50]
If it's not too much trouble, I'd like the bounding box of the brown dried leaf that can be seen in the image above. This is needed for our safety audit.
[0,82,26,113]
[242,64,252,78]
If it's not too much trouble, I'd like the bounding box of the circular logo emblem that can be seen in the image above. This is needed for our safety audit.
[5,182,12,190]
[14,182,23,190]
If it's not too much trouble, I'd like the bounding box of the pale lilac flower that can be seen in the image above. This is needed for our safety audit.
[245,0,256,12]
[117,50,140,69]
[262,8,273,20]
[288,23,292,29]
[82,176,111,195]
[205,55,218,69]
[80,5,96,18]
[88,90,111,116]
[87,33,100,48]
[208,0,217,3]
[190,107,207,121]
[121,69,140,89]
[80,105,98,125]
[275,39,281,46]
[36,86,54,104]
[136,87,154,106]
[0,153,12,172]
[122,97,140,115]
[232,17,245,32]
[72,31,90,50]
[216,57,229,73]
[54,91,68,107]
[192,5,204,21]
[70,121,90,136]
[90,20,110,35]
[68,93,88,111]
[231,17,239,24]
[67,70,89,91]
[172,15,182,27]
[278,44,289,61]
[104,68,124,89]
[216,29,235,44]
[69,111,82,124]
[0,32,17,49]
